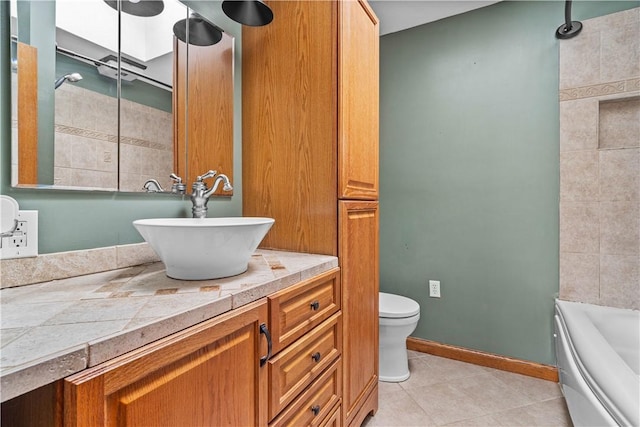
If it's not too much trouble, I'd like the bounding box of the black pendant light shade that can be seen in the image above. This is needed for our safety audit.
[173,14,223,46]
[222,1,273,27]
[104,0,165,17]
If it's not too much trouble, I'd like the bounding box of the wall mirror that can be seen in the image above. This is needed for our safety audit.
[9,0,236,195]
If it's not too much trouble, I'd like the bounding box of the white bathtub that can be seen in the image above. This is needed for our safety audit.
[554,299,639,427]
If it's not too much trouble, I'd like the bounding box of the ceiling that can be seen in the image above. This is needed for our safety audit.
[369,1,502,36]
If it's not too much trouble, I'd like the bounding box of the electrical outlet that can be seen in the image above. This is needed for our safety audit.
[9,234,26,247]
[0,210,38,259]
[429,280,441,298]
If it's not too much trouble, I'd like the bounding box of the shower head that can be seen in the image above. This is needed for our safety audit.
[54,73,83,89]
[556,0,582,39]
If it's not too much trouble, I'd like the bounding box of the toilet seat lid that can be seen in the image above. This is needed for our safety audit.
[379,292,420,318]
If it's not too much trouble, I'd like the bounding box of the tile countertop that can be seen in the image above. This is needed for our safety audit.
[0,249,338,402]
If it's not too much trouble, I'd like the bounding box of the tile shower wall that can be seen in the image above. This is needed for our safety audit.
[559,8,640,310]
[54,85,173,191]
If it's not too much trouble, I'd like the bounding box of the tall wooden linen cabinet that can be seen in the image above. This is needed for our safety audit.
[243,1,380,426]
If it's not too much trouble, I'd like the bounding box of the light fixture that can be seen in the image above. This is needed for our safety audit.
[104,0,165,17]
[173,13,223,47]
[222,0,273,27]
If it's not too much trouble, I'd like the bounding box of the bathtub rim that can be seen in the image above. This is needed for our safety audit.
[554,299,639,427]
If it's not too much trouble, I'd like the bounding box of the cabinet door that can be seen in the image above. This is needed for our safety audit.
[64,300,269,427]
[339,201,379,425]
[338,0,379,200]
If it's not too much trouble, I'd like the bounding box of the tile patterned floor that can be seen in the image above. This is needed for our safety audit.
[362,351,573,427]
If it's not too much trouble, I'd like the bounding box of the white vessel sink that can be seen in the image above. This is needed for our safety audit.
[133,217,275,280]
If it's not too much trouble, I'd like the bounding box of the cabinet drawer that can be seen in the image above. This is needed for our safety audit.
[319,403,341,427]
[269,268,340,353]
[270,359,341,427]
[269,313,342,420]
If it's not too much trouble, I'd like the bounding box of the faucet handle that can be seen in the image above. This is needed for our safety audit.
[169,173,183,184]
[169,173,186,194]
[196,170,217,182]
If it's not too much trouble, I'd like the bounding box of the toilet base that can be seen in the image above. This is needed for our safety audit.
[379,371,410,382]
[379,342,412,383]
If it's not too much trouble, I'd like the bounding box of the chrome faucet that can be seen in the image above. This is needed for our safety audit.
[143,179,164,192]
[190,170,233,218]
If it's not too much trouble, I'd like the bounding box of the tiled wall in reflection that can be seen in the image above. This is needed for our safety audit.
[559,8,639,310]
[54,85,173,191]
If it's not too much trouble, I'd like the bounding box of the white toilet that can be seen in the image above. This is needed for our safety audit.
[379,292,420,382]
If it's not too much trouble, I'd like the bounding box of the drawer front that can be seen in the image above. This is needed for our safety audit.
[270,359,341,427]
[269,269,340,353]
[319,404,341,427]
[269,313,342,420]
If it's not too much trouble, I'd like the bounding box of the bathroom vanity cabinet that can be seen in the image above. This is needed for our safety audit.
[64,300,269,426]
[2,268,342,427]
[243,1,380,425]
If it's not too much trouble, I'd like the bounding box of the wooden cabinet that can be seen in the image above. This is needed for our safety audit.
[242,0,338,256]
[243,1,380,426]
[267,269,343,427]
[338,0,379,200]
[2,270,345,427]
[64,300,269,427]
[339,201,379,426]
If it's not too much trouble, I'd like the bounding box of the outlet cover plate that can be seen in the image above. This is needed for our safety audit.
[429,280,441,298]
[0,210,38,259]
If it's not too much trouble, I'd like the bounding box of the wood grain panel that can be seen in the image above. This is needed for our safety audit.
[407,337,560,382]
[345,382,377,427]
[1,380,63,427]
[269,268,341,354]
[338,0,379,200]
[319,403,342,427]
[64,300,268,427]
[269,313,342,420]
[242,0,338,255]
[17,42,38,185]
[338,201,379,425]
[174,33,234,194]
[270,359,341,427]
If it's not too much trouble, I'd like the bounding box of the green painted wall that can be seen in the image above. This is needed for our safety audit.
[379,0,638,365]
[0,1,242,254]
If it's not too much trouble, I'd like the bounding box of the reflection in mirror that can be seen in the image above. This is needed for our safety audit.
[118,0,184,192]
[10,0,235,194]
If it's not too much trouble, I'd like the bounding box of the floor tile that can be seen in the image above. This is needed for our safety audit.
[362,388,436,427]
[365,354,572,427]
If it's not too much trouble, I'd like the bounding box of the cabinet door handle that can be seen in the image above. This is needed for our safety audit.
[311,405,321,416]
[311,352,321,362]
[259,323,272,367]
[310,300,320,311]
